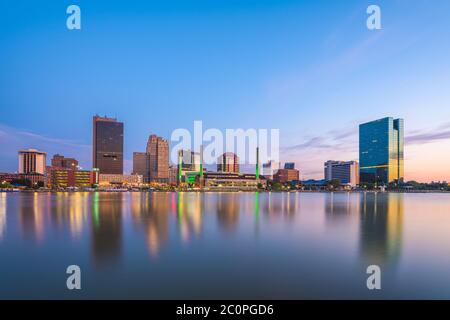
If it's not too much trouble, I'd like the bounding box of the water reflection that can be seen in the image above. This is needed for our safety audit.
[91,193,123,265]
[3,191,450,299]
[216,193,240,232]
[131,192,169,256]
[178,193,203,243]
[359,192,403,266]
[325,192,360,221]
[18,193,47,242]
[0,193,5,240]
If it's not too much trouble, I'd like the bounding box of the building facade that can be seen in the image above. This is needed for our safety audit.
[0,172,46,187]
[18,149,47,175]
[146,134,169,183]
[274,169,299,183]
[262,160,280,180]
[324,160,359,187]
[284,162,295,170]
[48,168,94,189]
[51,154,79,169]
[202,172,264,190]
[217,152,239,173]
[177,149,201,183]
[98,174,143,186]
[92,115,124,174]
[132,152,149,182]
[359,117,404,185]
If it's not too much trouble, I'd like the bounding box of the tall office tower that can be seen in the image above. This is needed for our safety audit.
[217,152,240,173]
[132,152,149,182]
[262,160,280,180]
[18,149,47,174]
[324,160,359,187]
[92,116,124,174]
[359,117,404,185]
[146,134,169,183]
[51,154,79,169]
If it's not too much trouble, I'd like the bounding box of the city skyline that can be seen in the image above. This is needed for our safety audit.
[1,1,450,182]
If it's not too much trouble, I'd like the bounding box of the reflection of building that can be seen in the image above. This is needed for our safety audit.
[359,117,404,185]
[325,192,360,223]
[92,115,124,174]
[324,160,359,187]
[262,160,280,180]
[217,152,239,173]
[217,193,240,232]
[18,149,47,174]
[202,172,264,190]
[132,152,149,182]
[51,154,78,169]
[98,174,143,186]
[91,193,122,264]
[0,193,6,240]
[359,192,403,266]
[131,193,169,256]
[147,134,169,183]
[18,192,47,241]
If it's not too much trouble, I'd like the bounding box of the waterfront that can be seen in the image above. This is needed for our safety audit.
[1,192,450,299]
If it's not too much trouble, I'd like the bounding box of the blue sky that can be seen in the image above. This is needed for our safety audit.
[1,0,450,181]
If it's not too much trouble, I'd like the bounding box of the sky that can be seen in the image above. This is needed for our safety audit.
[1,0,450,182]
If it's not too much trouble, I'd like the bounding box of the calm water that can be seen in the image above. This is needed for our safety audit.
[0,191,450,299]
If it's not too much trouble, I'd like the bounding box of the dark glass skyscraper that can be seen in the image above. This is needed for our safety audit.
[92,116,124,174]
[359,117,404,185]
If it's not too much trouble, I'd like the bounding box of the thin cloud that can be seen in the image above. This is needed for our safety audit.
[0,124,91,172]
[406,128,450,145]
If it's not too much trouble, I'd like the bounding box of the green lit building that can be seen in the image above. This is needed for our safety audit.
[359,117,404,185]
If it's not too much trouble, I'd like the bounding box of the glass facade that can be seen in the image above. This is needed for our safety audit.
[93,117,124,174]
[359,117,404,185]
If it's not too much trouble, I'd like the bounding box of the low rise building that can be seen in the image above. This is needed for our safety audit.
[47,167,95,189]
[98,174,143,186]
[274,168,299,183]
[201,172,265,190]
[324,160,359,187]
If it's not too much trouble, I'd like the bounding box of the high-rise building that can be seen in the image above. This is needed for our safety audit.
[146,134,169,183]
[324,160,359,187]
[92,115,124,174]
[51,154,79,169]
[133,152,149,182]
[359,117,404,185]
[18,149,47,175]
[262,160,280,180]
[217,152,239,173]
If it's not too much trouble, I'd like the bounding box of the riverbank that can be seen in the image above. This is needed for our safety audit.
[2,189,450,194]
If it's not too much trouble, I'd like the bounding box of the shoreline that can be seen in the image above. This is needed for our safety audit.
[1,189,450,194]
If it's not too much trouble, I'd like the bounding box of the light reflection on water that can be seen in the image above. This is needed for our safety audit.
[0,191,450,299]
